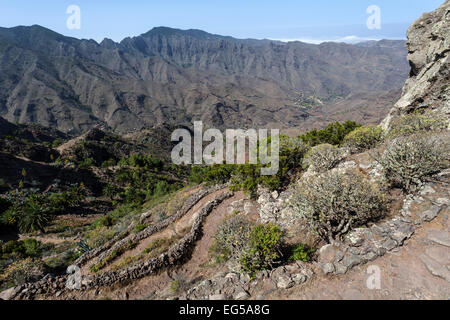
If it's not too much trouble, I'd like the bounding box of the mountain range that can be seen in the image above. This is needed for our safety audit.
[0,25,409,134]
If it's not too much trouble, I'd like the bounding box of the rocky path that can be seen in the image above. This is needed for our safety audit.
[264,183,450,300]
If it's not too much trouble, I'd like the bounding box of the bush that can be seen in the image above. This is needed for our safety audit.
[239,223,283,275]
[230,135,308,194]
[153,180,169,197]
[303,144,344,172]
[299,121,361,147]
[343,125,384,153]
[22,238,42,257]
[133,223,147,233]
[101,158,116,168]
[103,184,120,200]
[52,139,62,148]
[295,169,386,242]
[285,243,315,262]
[375,132,449,191]
[211,214,254,264]
[0,239,45,259]
[189,164,237,186]
[5,194,53,233]
[78,157,95,169]
[387,113,446,139]
[0,257,45,288]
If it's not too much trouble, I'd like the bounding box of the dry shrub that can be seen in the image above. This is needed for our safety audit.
[343,125,384,153]
[295,169,386,243]
[303,144,345,172]
[0,257,45,287]
[211,214,253,264]
[387,113,446,139]
[375,132,449,191]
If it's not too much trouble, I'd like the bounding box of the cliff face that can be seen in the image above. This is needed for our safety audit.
[382,0,450,129]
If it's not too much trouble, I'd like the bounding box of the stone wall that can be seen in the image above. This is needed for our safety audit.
[74,184,227,267]
[8,190,233,300]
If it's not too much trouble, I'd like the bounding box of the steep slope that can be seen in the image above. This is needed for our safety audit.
[0,25,409,134]
[382,0,450,129]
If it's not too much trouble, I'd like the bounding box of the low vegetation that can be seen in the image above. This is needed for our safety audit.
[0,184,86,233]
[2,113,448,293]
[386,113,446,139]
[375,132,449,192]
[295,170,386,243]
[210,214,314,276]
[343,125,384,153]
[302,143,345,172]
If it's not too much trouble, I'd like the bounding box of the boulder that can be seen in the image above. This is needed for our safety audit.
[0,286,21,300]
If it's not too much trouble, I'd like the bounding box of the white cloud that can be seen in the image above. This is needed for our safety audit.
[270,35,405,44]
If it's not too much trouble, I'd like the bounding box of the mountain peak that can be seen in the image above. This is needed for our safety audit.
[141,26,226,40]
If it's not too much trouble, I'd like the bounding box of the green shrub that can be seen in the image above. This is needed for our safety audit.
[153,180,169,197]
[387,113,446,139]
[303,143,344,172]
[230,135,308,194]
[5,194,53,233]
[1,240,26,257]
[170,280,180,293]
[103,184,120,200]
[343,125,384,153]
[78,157,95,169]
[189,164,236,185]
[22,238,42,257]
[240,223,283,275]
[52,139,62,148]
[299,121,361,147]
[133,223,147,233]
[285,243,315,262]
[101,158,116,168]
[295,169,386,242]
[0,239,44,258]
[375,132,449,191]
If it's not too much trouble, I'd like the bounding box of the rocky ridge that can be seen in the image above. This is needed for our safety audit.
[382,0,450,129]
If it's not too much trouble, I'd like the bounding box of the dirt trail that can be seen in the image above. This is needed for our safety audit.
[115,191,252,300]
[99,187,231,273]
[177,191,257,278]
[63,190,254,300]
[56,135,84,154]
[18,235,77,245]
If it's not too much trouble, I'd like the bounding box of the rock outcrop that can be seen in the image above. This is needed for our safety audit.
[382,0,450,129]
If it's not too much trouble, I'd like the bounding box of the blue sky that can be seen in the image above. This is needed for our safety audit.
[0,0,444,43]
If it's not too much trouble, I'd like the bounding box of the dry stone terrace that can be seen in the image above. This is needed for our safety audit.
[2,167,448,300]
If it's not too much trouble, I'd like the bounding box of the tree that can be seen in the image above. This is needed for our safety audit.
[103,184,120,200]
